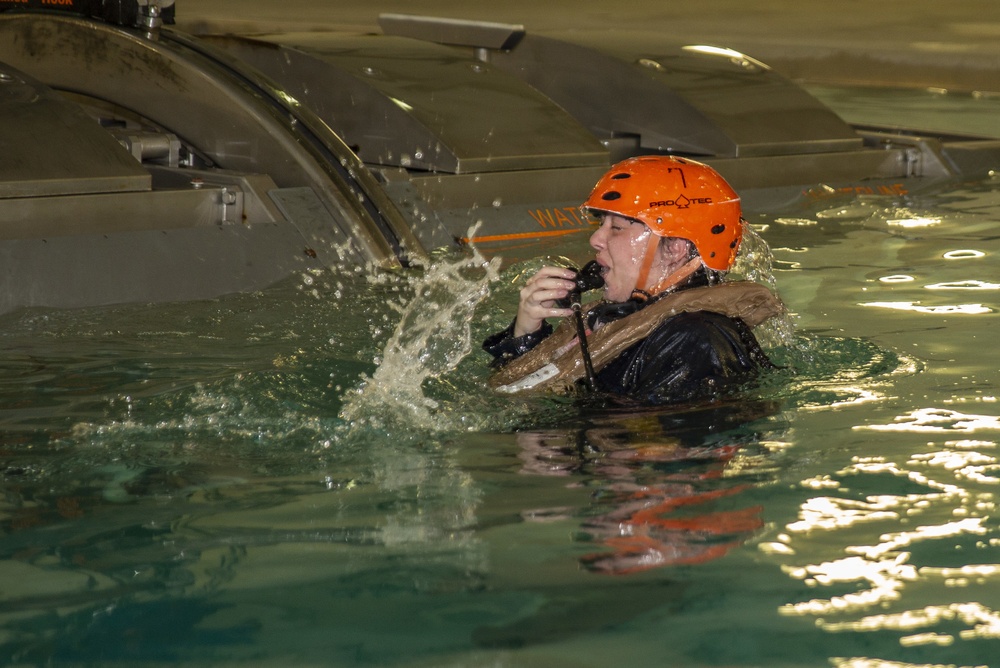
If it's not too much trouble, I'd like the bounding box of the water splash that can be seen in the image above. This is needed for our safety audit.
[732,223,797,349]
[339,241,502,432]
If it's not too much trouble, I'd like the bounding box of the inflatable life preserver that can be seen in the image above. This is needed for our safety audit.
[489,282,784,394]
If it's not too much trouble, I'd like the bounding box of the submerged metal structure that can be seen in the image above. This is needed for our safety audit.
[1,1,998,314]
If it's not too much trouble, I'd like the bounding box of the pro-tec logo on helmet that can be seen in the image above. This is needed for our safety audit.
[649,196,714,209]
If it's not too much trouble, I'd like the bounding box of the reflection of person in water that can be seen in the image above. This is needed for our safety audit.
[516,401,776,575]
[484,156,784,404]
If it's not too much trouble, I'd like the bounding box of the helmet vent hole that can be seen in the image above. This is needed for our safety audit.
[711,224,726,234]
[602,191,622,201]
[611,173,631,180]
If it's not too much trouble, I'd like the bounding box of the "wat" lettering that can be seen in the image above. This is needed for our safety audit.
[527,207,589,228]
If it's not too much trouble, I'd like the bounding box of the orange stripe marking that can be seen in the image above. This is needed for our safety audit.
[459,228,592,244]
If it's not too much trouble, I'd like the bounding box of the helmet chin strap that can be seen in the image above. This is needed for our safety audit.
[630,236,703,301]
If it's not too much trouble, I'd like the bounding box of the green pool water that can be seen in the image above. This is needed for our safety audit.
[0,87,998,667]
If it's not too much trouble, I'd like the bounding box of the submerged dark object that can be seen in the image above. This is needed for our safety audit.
[1,3,998,314]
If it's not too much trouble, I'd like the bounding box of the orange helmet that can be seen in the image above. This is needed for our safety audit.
[583,156,743,271]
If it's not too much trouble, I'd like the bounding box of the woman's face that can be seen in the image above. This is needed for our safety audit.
[589,214,653,302]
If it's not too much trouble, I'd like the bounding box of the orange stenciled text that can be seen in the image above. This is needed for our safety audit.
[528,207,590,229]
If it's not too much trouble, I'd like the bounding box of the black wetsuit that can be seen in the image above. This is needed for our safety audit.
[483,288,773,405]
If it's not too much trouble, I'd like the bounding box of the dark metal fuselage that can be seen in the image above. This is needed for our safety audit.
[1,4,997,313]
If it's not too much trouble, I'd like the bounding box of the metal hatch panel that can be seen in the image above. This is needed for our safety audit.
[489,32,863,159]
[0,64,150,198]
[205,33,608,175]
[0,225,323,315]
[0,13,417,266]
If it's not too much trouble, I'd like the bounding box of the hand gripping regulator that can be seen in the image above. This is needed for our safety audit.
[556,261,604,391]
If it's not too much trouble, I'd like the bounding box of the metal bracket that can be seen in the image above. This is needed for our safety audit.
[378,13,525,61]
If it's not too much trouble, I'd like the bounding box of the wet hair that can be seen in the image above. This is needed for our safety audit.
[659,237,726,285]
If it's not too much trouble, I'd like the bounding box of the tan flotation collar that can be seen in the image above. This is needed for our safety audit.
[489,282,784,395]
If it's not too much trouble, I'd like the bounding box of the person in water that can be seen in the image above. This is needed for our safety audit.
[483,155,784,403]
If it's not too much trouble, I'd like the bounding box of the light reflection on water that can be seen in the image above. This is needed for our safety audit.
[755,125,1000,662]
[0,88,999,666]
[768,441,1000,649]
